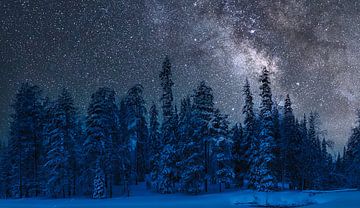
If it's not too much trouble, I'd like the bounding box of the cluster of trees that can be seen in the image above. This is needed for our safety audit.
[0,57,357,199]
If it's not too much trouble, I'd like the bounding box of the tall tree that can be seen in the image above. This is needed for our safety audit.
[124,85,148,185]
[257,67,276,191]
[180,81,214,194]
[156,56,178,193]
[281,95,302,189]
[345,110,360,187]
[242,79,257,189]
[231,123,243,187]
[148,104,161,190]
[7,83,43,198]
[83,87,119,198]
[159,56,174,123]
[212,110,234,192]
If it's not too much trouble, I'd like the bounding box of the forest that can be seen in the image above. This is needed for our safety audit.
[0,57,359,199]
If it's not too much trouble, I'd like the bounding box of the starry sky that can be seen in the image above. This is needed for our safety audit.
[1,0,360,152]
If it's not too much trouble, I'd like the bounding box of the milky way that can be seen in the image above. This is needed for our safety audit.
[1,0,360,152]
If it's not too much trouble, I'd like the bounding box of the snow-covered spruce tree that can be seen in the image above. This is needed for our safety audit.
[43,89,81,198]
[298,114,309,190]
[116,99,131,188]
[242,79,257,189]
[124,85,148,185]
[148,103,162,190]
[211,109,234,192]
[83,87,119,198]
[7,83,43,198]
[281,94,302,189]
[92,159,106,199]
[43,101,68,198]
[272,103,282,184]
[345,110,360,187]
[157,107,179,194]
[231,123,243,187]
[180,81,214,194]
[307,112,323,189]
[257,67,276,191]
[57,89,81,196]
[176,96,193,186]
[156,56,178,194]
[159,56,174,122]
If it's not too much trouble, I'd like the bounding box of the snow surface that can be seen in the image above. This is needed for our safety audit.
[0,185,359,208]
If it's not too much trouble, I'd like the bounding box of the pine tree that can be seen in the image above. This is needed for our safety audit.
[42,89,82,198]
[299,114,309,190]
[257,67,276,191]
[116,99,131,190]
[345,110,360,187]
[231,123,244,187]
[159,56,174,123]
[180,81,214,194]
[242,79,257,189]
[43,101,68,198]
[148,104,161,190]
[83,87,119,198]
[281,94,302,189]
[7,83,43,198]
[307,112,323,189]
[157,56,178,193]
[57,89,81,196]
[124,85,148,185]
[212,110,234,192]
[272,103,281,184]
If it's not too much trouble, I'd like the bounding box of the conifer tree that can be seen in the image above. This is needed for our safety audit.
[148,104,161,190]
[83,87,119,198]
[345,110,360,187]
[212,110,234,192]
[242,79,257,189]
[231,123,243,187]
[157,56,178,193]
[124,85,148,184]
[257,67,276,191]
[7,83,43,198]
[180,81,214,194]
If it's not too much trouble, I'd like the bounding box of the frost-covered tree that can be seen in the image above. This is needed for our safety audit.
[306,112,323,189]
[256,67,276,191]
[43,89,81,198]
[43,101,68,198]
[156,56,179,193]
[231,123,243,187]
[7,83,43,198]
[242,79,257,189]
[157,107,179,194]
[212,110,234,192]
[148,104,162,190]
[116,99,131,188]
[124,85,148,184]
[180,81,214,194]
[83,87,119,198]
[159,56,174,122]
[281,95,302,189]
[58,89,81,195]
[345,110,360,187]
[272,103,282,183]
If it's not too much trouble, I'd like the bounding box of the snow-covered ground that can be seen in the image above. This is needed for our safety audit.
[0,185,359,208]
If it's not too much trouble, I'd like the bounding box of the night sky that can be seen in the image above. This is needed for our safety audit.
[1,0,360,152]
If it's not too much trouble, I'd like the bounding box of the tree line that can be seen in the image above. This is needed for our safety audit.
[0,57,356,199]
